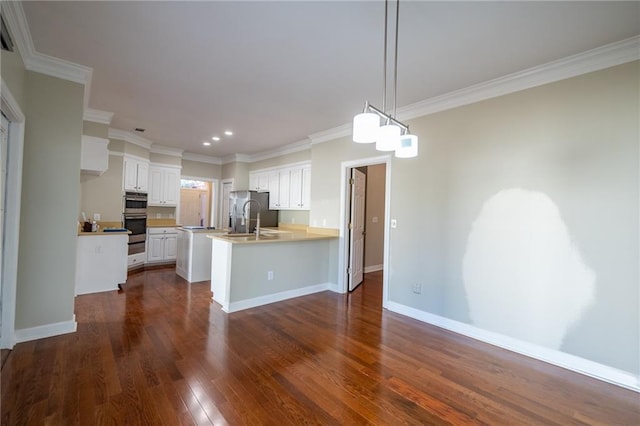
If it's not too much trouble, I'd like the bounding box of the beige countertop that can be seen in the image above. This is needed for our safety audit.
[78,230,131,236]
[207,230,337,244]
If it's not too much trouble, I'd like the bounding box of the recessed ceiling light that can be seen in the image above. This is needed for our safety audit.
[212,136,221,141]
[203,141,211,146]
[224,130,233,136]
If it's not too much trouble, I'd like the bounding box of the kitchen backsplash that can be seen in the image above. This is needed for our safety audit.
[147,206,176,219]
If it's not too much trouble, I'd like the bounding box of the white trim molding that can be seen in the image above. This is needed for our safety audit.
[312,35,640,146]
[0,79,26,350]
[364,264,383,273]
[226,283,330,313]
[1,1,92,87]
[150,144,184,157]
[14,318,77,344]
[182,152,223,165]
[248,139,312,163]
[108,128,153,150]
[221,153,252,164]
[386,301,640,393]
[83,108,114,125]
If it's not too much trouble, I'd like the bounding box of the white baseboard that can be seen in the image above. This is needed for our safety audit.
[327,282,341,293]
[364,264,383,273]
[226,283,330,313]
[14,316,77,344]
[386,301,639,392]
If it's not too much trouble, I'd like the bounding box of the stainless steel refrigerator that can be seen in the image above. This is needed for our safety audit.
[228,191,278,233]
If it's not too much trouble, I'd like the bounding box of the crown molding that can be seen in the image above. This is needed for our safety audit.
[181,152,223,165]
[83,108,114,125]
[311,35,640,146]
[221,154,252,164]
[248,139,312,163]
[150,144,184,157]
[107,128,153,150]
[2,1,93,86]
[309,123,352,145]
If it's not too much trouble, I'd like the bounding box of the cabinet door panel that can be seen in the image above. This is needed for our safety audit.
[147,235,165,262]
[278,170,291,209]
[164,235,178,260]
[137,162,149,192]
[148,167,164,205]
[268,172,280,209]
[289,168,303,209]
[124,159,138,191]
[300,166,311,209]
[163,169,179,206]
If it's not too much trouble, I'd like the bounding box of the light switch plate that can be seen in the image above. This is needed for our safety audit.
[391,219,397,228]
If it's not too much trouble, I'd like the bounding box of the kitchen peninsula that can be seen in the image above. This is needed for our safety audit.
[209,228,338,313]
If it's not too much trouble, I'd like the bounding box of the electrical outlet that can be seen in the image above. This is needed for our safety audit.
[412,283,422,294]
[267,271,274,281]
[93,213,101,221]
[372,216,378,223]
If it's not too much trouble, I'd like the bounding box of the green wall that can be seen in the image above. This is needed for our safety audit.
[16,72,84,329]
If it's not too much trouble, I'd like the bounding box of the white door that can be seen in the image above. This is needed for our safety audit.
[221,181,233,230]
[0,114,8,334]
[348,168,366,291]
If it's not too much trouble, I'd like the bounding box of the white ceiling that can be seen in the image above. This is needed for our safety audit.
[20,1,640,158]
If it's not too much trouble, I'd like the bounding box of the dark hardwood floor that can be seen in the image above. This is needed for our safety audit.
[1,268,638,425]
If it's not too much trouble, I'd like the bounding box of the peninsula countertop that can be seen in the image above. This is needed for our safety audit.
[207,229,337,244]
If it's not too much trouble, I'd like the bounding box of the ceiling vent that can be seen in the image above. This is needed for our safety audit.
[1,16,14,52]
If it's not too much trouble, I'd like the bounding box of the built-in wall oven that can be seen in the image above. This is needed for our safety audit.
[123,192,147,255]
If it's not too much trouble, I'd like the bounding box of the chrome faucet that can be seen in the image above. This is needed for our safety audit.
[241,199,262,238]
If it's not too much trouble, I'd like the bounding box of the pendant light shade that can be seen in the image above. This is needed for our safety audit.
[353,112,380,143]
[395,134,418,158]
[376,124,401,151]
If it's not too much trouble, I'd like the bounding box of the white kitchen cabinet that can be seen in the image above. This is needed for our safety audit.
[148,165,180,206]
[80,135,109,175]
[76,234,128,295]
[250,162,311,210]
[289,165,311,210]
[268,169,290,209]
[176,228,219,283]
[147,227,178,263]
[123,156,149,192]
[249,172,270,192]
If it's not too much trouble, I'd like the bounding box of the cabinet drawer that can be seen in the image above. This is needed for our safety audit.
[148,227,178,235]
[128,252,146,267]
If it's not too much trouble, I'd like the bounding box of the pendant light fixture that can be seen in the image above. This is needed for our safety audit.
[352,0,418,158]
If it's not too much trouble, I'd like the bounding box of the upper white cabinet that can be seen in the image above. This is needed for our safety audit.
[123,156,149,192]
[81,135,109,176]
[290,165,311,210]
[268,169,290,209]
[249,162,310,210]
[249,173,270,192]
[148,165,180,206]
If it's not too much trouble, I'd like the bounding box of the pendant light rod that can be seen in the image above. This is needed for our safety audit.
[382,0,388,114]
[361,101,410,134]
[393,0,399,118]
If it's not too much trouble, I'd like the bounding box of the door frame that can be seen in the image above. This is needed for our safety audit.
[1,79,25,349]
[179,175,219,228]
[338,155,391,308]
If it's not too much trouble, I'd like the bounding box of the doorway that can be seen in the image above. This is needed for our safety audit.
[179,178,218,228]
[339,155,391,306]
[1,80,26,349]
[220,179,234,231]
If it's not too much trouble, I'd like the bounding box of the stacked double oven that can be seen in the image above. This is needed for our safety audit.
[123,192,147,255]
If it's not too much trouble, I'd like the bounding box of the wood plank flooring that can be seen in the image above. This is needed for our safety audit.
[2,268,638,425]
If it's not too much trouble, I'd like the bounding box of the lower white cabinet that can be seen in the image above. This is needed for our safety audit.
[76,234,128,295]
[147,227,178,263]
